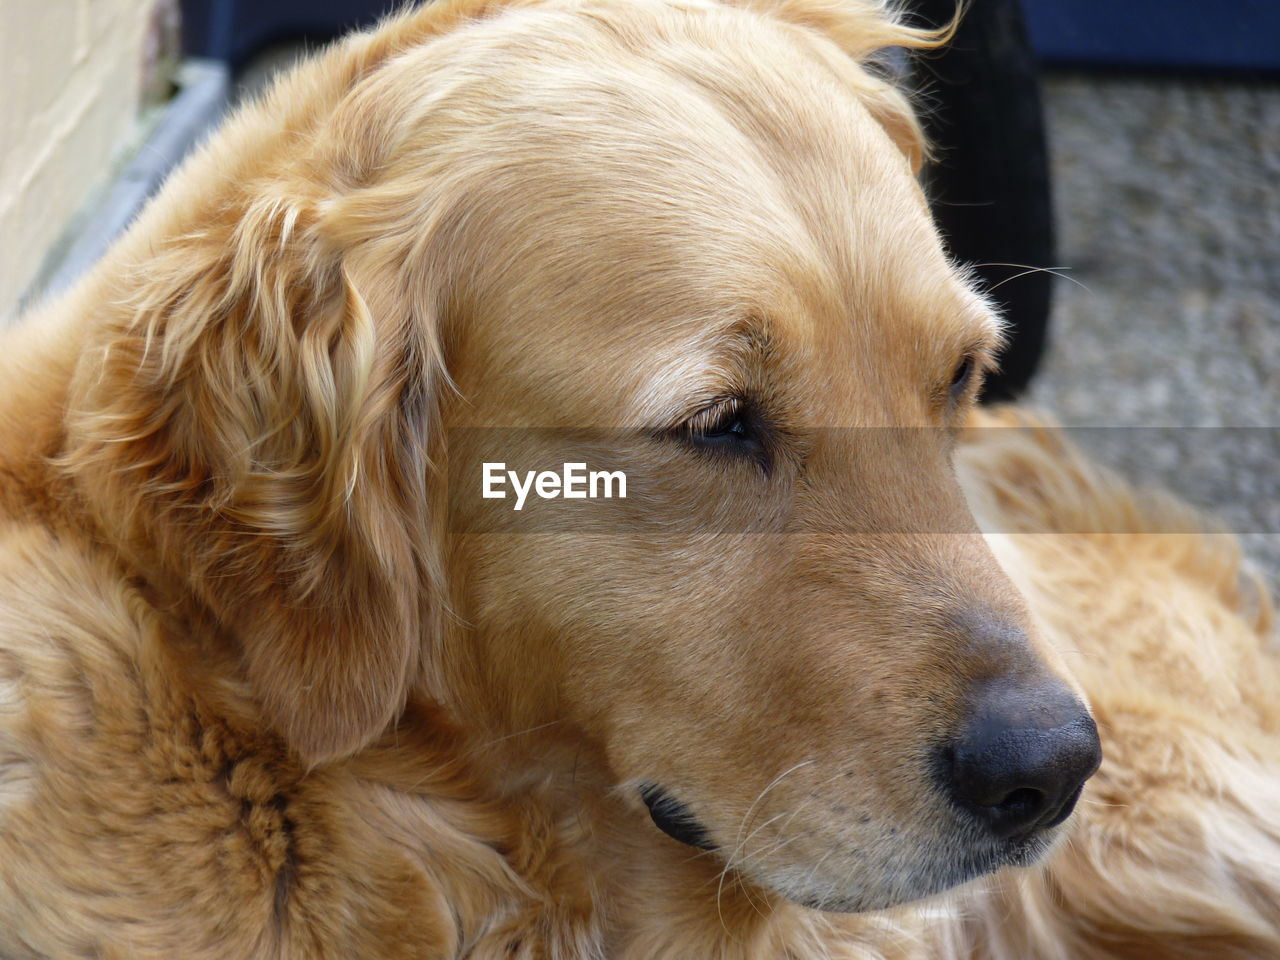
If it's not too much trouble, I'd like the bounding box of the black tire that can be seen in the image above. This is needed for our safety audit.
[908,0,1056,402]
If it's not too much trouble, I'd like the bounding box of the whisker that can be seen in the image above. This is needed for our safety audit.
[724,810,794,869]
[799,847,836,909]
[727,770,848,873]
[716,758,816,922]
[715,767,852,927]
[970,261,1093,295]
[474,718,565,748]
[731,759,817,854]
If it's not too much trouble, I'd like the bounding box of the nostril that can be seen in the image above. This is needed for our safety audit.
[952,766,1057,838]
[1041,783,1085,830]
[994,786,1044,817]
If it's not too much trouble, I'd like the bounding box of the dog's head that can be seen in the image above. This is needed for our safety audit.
[67,0,1099,913]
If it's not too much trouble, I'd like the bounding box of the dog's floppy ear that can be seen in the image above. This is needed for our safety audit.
[65,184,447,765]
[741,0,954,173]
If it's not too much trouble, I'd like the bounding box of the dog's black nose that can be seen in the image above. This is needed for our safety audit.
[946,682,1102,839]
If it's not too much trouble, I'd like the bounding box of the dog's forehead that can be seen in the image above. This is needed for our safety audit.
[454,18,892,222]
[423,1,990,421]
[405,1,926,255]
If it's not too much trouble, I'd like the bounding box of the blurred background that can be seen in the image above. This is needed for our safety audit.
[1,0,1277,574]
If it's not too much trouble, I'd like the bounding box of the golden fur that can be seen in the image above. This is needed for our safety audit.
[0,0,1277,956]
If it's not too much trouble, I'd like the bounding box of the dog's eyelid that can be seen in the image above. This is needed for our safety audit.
[955,333,1001,378]
[684,396,743,431]
[634,325,767,429]
[935,344,992,412]
[667,393,775,471]
[674,396,756,443]
[662,386,746,430]
[960,328,998,362]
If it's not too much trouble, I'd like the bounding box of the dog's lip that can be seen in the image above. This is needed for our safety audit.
[635,783,1068,911]
[796,831,1057,914]
[639,783,717,851]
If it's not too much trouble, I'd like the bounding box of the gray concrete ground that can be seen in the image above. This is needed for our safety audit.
[1029,74,1280,584]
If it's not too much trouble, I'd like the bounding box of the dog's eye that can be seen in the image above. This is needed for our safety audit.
[680,398,767,463]
[949,356,976,402]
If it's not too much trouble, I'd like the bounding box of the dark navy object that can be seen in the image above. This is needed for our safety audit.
[1023,0,1280,74]
[182,0,407,68]
[182,0,1280,75]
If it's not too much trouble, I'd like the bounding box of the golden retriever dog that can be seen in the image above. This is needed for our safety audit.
[1,0,1277,956]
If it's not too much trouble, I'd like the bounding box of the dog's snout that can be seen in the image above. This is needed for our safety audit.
[945,683,1102,840]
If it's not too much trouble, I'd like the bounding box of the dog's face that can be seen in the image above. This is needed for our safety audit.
[407,3,1102,911]
[70,0,1100,918]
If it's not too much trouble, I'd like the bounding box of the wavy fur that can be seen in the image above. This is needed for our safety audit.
[0,0,1275,956]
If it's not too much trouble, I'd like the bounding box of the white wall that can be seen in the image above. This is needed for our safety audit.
[1,0,175,319]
